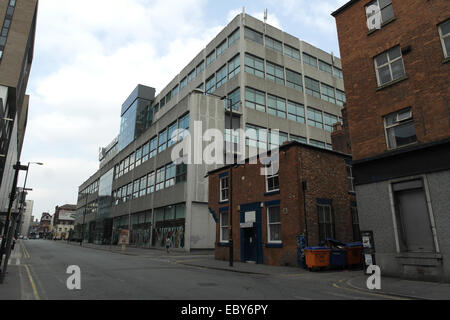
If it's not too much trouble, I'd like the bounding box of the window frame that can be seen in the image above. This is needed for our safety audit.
[383,108,417,150]
[220,176,229,202]
[374,46,406,87]
[265,170,280,193]
[220,211,229,243]
[438,19,450,59]
[267,206,282,243]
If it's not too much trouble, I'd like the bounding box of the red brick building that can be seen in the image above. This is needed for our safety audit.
[332,0,450,281]
[208,142,357,266]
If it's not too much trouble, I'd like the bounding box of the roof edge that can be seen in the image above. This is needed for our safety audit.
[331,0,360,17]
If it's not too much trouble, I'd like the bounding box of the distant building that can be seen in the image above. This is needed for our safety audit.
[0,0,38,234]
[75,13,347,251]
[19,199,33,236]
[333,0,450,281]
[208,141,358,266]
[39,212,52,239]
[52,204,76,240]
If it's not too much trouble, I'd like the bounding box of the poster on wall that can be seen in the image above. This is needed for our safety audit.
[118,229,129,245]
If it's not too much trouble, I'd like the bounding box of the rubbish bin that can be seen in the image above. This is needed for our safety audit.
[304,247,331,271]
[330,249,347,269]
[346,242,363,267]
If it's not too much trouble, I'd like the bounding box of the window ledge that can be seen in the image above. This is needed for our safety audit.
[376,76,408,92]
[367,17,397,36]
[396,252,443,266]
[219,200,229,204]
[442,57,450,65]
[265,242,283,248]
[386,141,419,152]
[264,190,280,196]
[217,242,230,247]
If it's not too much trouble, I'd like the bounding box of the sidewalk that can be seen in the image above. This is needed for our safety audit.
[344,272,450,300]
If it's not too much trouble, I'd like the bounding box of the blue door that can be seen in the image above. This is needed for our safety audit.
[244,228,257,262]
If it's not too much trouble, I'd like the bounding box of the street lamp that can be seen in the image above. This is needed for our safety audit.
[0,161,43,282]
[192,89,236,267]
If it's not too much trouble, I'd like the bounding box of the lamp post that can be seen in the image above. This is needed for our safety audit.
[192,89,236,267]
[0,161,42,282]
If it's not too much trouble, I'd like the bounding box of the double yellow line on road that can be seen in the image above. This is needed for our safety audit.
[332,279,410,300]
[20,240,40,300]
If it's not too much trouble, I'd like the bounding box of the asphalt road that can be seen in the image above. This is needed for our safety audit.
[3,239,403,300]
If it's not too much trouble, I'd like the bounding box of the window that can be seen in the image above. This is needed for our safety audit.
[265,171,279,192]
[307,107,323,129]
[133,179,140,199]
[129,153,135,171]
[176,163,187,183]
[393,179,435,252]
[187,69,195,83]
[220,212,229,242]
[287,101,305,124]
[165,91,172,104]
[196,61,204,76]
[245,87,265,112]
[366,0,394,30]
[305,77,320,98]
[267,94,286,118]
[126,183,133,202]
[318,204,334,243]
[347,165,355,193]
[147,172,155,194]
[205,75,215,94]
[284,44,300,60]
[165,163,175,188]
[319,60,332,74]
[336,89,346,107]
[228,54,240,79]
[178,113,190,141]
[286,69,303,91]
[245,54,264,78]
[266,61,284,85]
[438,19,450,58]
[220,176,228,201]
[324,113,339,132]
[135,147,142,167]
[267,206,281,242]
[246,124,267,150]
[155,167,165,191]
[228,28,240,47]
[149,137,157,158]
[333,67,343,79]
[172,85,179,97]
[269,130,288,150]
[265,36,282,53]
[310,139,326,149]
[180,77,187,90]
[228,87,241,111]
[168,121,177,147]
[160,97,166,109]
[139,176,147,197]
[303,53,318,68]
[384,108,416,149]
[351,206,361,241]
[290,134,307,144]
[216,40,227,58]
[244,27,263,45]
[158,129,167,153]
[123,156,129,174]
[374,46,405,86]
[216,65,227,88]
[206,51,215,66]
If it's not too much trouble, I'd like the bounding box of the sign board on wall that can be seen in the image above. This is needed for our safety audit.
[118,229,129,245]
[240,211,256,228]
[59,210,76,221]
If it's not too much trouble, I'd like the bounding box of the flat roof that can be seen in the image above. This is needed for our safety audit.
[207,141,352,176]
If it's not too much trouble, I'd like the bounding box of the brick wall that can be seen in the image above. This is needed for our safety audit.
[208,143,356,266]
[334,0,450,161]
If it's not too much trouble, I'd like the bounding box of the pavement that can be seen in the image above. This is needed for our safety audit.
[1,239,449,300]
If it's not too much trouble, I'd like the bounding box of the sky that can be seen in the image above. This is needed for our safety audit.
[19,0,348,219]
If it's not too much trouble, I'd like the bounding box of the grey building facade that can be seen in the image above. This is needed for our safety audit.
[75,13,346,251]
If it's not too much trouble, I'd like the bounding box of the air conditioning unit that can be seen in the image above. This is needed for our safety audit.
[396,110,412,122]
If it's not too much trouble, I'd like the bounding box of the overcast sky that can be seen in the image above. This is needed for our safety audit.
[19,0,347,219]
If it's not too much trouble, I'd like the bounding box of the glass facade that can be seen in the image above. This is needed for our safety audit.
[118,100,137,151]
